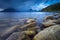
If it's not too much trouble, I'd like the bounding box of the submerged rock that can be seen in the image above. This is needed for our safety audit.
[33,25,60,40]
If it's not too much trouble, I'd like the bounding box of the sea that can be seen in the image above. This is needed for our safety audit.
[0,12,59,34]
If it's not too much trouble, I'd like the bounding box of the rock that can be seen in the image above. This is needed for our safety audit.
[19,22,37,31]
[26,19,36,24]
[27,22,36,27]
[33,25,60,40]
[54,19,60,24]
[22,31,37,40]
[43,15,60,27]
[42,20,56,27]
[44,15,54,22]
[6,28,39,40]
[58,15,60,18]
[1,25,20,40]
[6,32,31,40]
[28,26,40,33]
[53,14,60,19]
[22,31,36,37]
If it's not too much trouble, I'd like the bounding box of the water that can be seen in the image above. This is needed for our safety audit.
[0,12,59,33]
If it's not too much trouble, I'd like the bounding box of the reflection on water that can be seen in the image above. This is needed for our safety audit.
[0,12,59,33]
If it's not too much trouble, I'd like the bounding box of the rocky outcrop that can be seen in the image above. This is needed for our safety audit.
[0,25,20,40]
[42,20,56,27]
[33,25,60,40]
[5,19,40,40]
[42,14,60,28]
[1,14,60,40]
[33,14,60,40]
[6,32,31,40]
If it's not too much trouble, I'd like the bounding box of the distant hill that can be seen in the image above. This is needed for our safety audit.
[41,3,60,12]
[2,8,20,12]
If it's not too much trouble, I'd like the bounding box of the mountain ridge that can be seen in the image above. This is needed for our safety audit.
[41,3,60,12]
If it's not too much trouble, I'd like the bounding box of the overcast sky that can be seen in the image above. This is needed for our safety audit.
[0,0,60,11]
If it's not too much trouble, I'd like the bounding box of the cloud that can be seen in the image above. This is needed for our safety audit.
[0,9,4,11]
[0,0,60,11]
[14,1,36,11]
[31,0,60,11]
[0,0,37,11]
[31,3,49,11]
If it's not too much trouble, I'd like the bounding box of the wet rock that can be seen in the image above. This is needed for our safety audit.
[33,25,60,40]
[26,19,36,24]
[23,31,36,36]
[53,14,60,19]
[44,15,54,22]
[27,22,36,27]
[42,20,56,27]
[26,26,41,33]
[6,32,31,40]
[58,15,60,18]
[18,22,37,31]
[42,19,60,28]
[43,14,60,28]
[22,30,38,40]
[54,19,60,24]
[1,25,20,40]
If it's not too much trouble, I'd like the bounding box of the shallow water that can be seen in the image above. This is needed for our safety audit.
[0,12,59,33]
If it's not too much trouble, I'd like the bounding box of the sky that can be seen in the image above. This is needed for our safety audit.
[0,0,60,11]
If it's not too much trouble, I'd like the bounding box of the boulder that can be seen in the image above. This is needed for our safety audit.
[58,15,60,18]
[43,14,60,27]
[22,31,37,40]
[53,14,60,19]
[26,19,36,24]
[6,32,31,40]
[44,15,54,22]
[19,22,37,31]
[23,31,36,36]
[42,20,56,27]
[33,25,60,40]
[54,19,60,24]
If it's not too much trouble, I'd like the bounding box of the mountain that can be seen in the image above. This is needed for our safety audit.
[1,8,20,12]
[41,3,60,12]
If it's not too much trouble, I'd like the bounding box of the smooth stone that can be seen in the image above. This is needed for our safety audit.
[33,25,60,40]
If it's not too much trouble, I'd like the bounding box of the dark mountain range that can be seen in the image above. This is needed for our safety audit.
[1,8,20,12]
